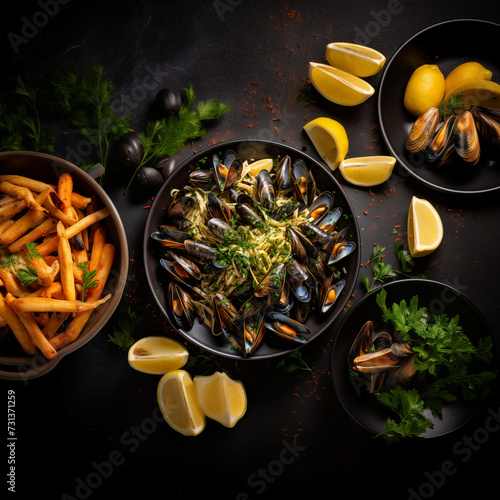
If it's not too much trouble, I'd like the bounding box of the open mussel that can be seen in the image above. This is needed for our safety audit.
[291,158,310,205]
[236,297,266,356]
[168,281,196,329]
[286,226,317,262]
[265,311,310,343]
[406,106,440,153]
[256,169,275,211]
[213,151,241,193]
[306,191,334,223]
[317,276,345,314]
[168,191,195,219]
[454,110,480,165]
[425,115,457,163]
[325,228,356,267]
[207,192,234,224]
[213,294,241,349]
[160,255,201,288]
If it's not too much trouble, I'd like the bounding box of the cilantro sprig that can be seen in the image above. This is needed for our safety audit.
[373,289,497,443]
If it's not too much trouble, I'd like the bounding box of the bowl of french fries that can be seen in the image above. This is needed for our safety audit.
[0,151,128,380]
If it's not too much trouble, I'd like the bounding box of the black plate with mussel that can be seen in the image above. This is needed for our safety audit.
[143,140,361,360]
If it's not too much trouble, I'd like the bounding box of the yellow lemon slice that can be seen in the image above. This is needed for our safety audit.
[303,117,349,171]
[338,156,396,187]
[325,42,386,77]
[248,158,273,177]
[442,79,500,111]
[407,196,444,258]
[157,370,206,436]
[193,371,247,428]
[308,62,375,106]
[444,62,493,96]
[403,64,445,117]
[128,336,189,375]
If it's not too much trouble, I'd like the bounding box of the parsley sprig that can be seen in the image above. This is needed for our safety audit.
[108,306,145,351]
[373,289,497,443]
[76,262,98,302]
[438,92,464,119]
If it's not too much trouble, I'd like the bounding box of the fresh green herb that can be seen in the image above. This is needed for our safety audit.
[108,306,145,351]
[26,242,42,261]
[184,353,221,375]
[17,266,38,287]
[297,81,315,106]
[362,243,425,293]
[439,92,464,119]
[276,348,312,374]
[49,64,133,176]
[124,83,231,194]
[76,262,98,302]
[373,289,497,443]
[0,76,55,153]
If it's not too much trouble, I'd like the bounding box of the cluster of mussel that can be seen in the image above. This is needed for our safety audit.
[151,150,356,357]
[406,105,500,166]
[348,320,417,393]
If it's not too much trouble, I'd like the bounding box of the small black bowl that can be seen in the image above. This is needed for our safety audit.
[378,19,500,195]
[331,279,499,438]
[143,139,361,360]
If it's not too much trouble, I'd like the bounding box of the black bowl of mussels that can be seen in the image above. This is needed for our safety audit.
[143,139,361,360]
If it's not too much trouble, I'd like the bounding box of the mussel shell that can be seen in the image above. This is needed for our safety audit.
[257,169,276,210]
[390,341,414,357]
[160,258,197,288]
[254,263,286,299]
[184,239,218,261]
[151,232,185,250]
[317,277,345,313]
[275,155,291,190]
[472,108,500,150]
[454,110,480,164]
[235,203,265,227]
[265,311,310,343]
[306,191,334,223]
[291,158,309,205]
[287,226,318,262]
[307,168,317,207]
[425,115,457,163]
[168,281,196,329]
[275,280,293,314]
[207,192,234,224]
[189,169,215,189]
[285,256,311,282]
[271,201,300,222]
[405,106,440,153]
[168,193,195,219]
[207,217,239,242]
[288,275,312,303]
[299,221,333,247]
[348,320,374,367]
[237,298,266,355]
[385,353,417,390]
[166,251,202,281]
[213,294,240,345]
[157,225,191,243]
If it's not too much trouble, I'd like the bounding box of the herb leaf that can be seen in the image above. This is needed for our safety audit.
[76,261,98,302]
[26,242,42,261]
[17,266,38,287]
[108,306,145,351]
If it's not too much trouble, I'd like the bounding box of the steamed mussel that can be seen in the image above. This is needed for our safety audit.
[151,150,356,357]
[405,105,500,167]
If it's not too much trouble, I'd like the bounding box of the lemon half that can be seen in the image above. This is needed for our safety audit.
[443,79,500,111]
[338,156,396,187]
[308,62,375,106]
[303,117,349,170]
[326,42,386,77]
[157,370,206,436]
[444,62,493,96]
[403,64,445,117]
[128,336,189,375]
[407,196,444,258]
[194,371,247,428]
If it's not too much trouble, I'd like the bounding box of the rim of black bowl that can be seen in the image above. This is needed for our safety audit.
[143,139,361,360]
[331,278,499,438]
[377,18,500,195]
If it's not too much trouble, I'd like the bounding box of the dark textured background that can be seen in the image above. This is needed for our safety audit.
[1,1,499,498]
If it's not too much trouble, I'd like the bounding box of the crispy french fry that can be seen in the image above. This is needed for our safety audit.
[0,175,54,195]
[22,245,59,287]
[0,292,36,355]
[0,181,46,212]
[0,219,15,235]
[11,294,111,313]
[49,244,115,350]
[0,194,18,208]
[0,268,31,297]
[5,293,57,360]
[89,227,106,272]
[36,208,110,256]
[42,312,70,339]
[0,200,27,222]
[0,189,52,246]
[57,172,73,211]
[47,185,91,209]
[42,192,79,226]
[8,217,58,254]
[57,221,76,301]
[41,282,63,299]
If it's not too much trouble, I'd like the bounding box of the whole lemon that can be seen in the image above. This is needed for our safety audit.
[444,61,493,96]
[403,64,445,117]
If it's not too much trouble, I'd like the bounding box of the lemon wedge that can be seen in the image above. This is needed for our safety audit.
[407,196,443,258]
[443,79,500,111]
[338,156,396,186]
[128,336,189,375]
[308,62,375,106]
[325,42,386,77]
[444,62,493,96]
[303,117,349,170]
[193,371,247,428]
[248,158,273,177]
[157,370,206,436]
